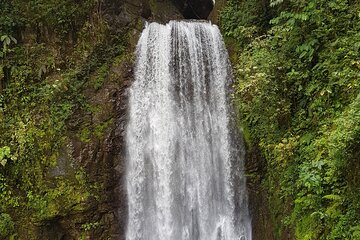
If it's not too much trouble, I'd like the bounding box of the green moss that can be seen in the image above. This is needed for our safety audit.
[78,118,113,143]
[92,64,109,90]
[295,214,322,240]
[79,127,91,143]
[94,118,113,139]
[21,173,94,225]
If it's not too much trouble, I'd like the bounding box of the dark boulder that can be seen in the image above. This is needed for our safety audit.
[172,0,214,19]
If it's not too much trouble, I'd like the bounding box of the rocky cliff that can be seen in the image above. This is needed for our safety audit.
[22,0,215,239]
[0,0,273,239]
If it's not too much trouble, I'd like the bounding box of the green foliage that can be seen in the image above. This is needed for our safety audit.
[0,0,129,237]
[0,0,95,38]
[221,0,360,238]
[0,213,14,237]
[26,171,92,221]
[0,35,17,58]
[220,0,268,47]
[78,221,100,240]
[93,64,109,90]
[81,221,100,231]
[220,0,284,50]
[0,146,12,166]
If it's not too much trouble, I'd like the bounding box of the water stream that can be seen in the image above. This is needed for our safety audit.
[125,21,251,240]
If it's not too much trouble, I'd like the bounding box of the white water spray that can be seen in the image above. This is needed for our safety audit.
[126,21,251,240]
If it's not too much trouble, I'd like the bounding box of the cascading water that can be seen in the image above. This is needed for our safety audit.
[125,21,251,240]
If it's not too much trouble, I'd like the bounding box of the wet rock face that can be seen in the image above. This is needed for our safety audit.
[33,1,215,239]
[245,145,276,240]
[173,0,214,19]
[43,54,133,240]
[103,0,183,25]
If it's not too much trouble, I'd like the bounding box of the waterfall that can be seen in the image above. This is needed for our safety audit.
[125,21,251,240]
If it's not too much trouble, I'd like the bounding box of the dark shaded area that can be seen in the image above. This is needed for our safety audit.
[173,0,214,19]
[245,145,284,240]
